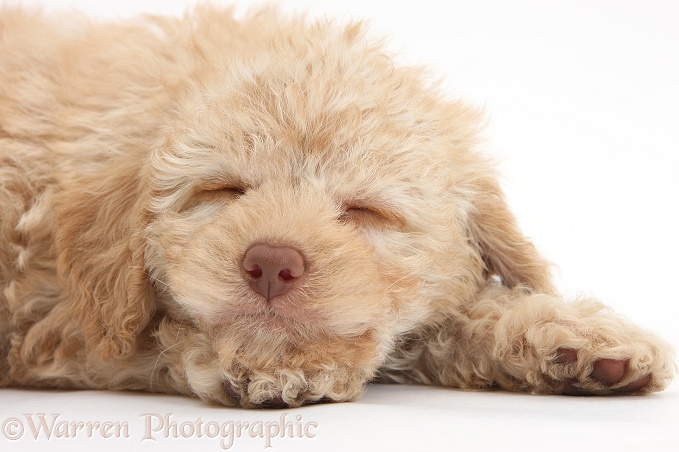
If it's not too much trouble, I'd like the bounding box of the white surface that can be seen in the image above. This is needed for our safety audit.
[1,383,678,451]
[2,1,678,451]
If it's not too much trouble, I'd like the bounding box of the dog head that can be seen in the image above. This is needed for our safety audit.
[56,10,551,407]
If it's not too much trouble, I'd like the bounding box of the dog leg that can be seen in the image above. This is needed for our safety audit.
[382,283,676,395]
[469,284,676,394]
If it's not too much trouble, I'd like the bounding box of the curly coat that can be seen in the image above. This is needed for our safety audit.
[0,6,674,407]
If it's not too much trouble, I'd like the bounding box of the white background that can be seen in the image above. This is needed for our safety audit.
[2,1,678,451]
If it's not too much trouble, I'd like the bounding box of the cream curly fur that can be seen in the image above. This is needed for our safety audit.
[0,6,675,408]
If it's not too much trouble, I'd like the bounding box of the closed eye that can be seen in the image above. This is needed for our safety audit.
[338,205,406,230]
[199,178,248,197]
[206,186,247,197]
[179,184,248,212]
[202,186,247,204]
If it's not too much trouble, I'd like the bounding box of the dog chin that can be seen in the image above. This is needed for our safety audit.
[217,297,326,332]
[181,319,384,408]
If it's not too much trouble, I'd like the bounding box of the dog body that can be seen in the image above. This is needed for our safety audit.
[0,6,674,407]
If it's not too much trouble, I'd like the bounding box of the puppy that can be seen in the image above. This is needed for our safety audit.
[0,6,674,408]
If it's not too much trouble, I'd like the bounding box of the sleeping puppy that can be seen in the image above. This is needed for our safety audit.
[0,6,674,407]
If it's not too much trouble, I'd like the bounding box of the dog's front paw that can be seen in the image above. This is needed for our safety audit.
[221,367,367,408]
[222,379,333,409]
[534,317,676,396]
[495,297,676,396]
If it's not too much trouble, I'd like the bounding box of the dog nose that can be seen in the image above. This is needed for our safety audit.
[243,244,305,300]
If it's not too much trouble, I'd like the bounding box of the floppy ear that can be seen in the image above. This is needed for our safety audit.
[55,157,155,361]
[465,176,555,294]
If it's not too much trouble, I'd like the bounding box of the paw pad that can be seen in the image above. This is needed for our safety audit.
[551,348,652,395]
